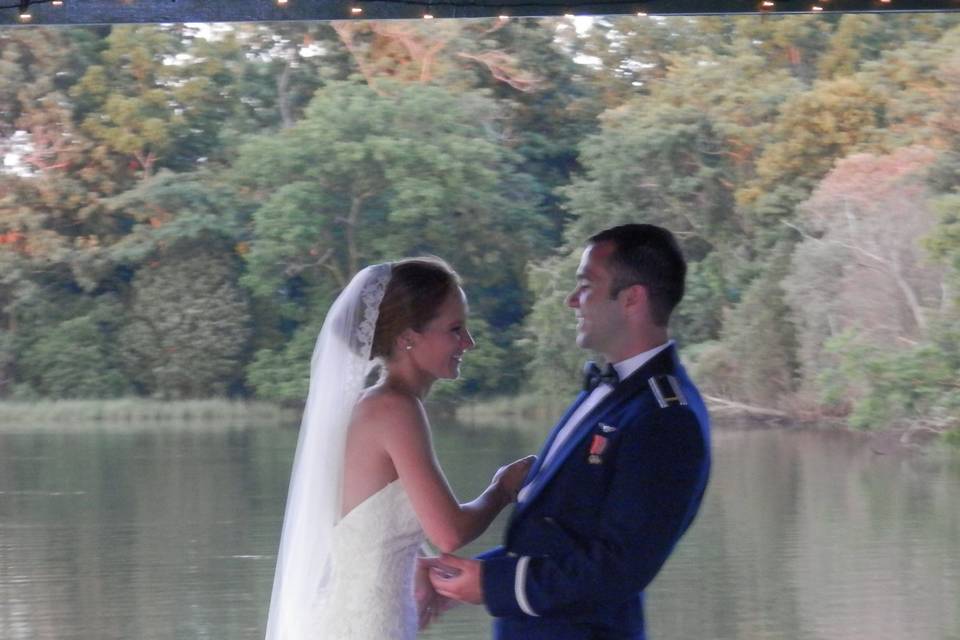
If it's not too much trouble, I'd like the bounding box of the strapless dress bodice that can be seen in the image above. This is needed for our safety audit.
[312,480,424,639]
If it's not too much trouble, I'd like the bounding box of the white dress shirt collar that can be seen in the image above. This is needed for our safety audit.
[611,339,674,382]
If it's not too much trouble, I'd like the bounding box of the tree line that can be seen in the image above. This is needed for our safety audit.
[0,15,957,437]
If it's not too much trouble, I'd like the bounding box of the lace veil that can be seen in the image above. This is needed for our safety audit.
[265,263,392,640]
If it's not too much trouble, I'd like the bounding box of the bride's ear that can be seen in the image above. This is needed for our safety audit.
[396,328,418,353]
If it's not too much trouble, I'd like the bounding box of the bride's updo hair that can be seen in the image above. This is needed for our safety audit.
[371,257,461,360]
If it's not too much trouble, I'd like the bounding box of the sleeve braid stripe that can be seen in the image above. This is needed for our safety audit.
[515,556,539,617]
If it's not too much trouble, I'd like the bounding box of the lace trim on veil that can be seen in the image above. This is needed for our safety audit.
[265,263,392,640]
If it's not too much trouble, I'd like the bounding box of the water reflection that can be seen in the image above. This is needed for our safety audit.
[0,422,957,639]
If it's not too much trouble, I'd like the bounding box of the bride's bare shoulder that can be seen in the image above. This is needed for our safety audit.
[354,386,426,429]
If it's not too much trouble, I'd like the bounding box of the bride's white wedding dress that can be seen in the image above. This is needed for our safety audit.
[313,480,425,640]
[266,265,427,640]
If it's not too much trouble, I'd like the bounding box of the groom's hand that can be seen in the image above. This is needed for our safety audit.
[429,554,485,605]
[416,556,460,629]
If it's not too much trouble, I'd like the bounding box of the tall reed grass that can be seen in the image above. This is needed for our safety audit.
[0,398,298,429]
[455,392,569,429]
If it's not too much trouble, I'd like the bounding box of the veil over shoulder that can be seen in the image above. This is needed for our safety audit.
[265,263,392,640]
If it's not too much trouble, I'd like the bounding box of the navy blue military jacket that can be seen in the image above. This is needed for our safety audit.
[480,344,711,640]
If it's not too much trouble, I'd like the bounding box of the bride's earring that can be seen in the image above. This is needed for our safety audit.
[404,343,413,351]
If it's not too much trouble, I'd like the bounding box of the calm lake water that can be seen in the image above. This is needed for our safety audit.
[0,417,958,640]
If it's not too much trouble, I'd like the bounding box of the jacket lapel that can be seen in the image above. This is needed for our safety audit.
[519,390,590,489]
[513,346,681,516]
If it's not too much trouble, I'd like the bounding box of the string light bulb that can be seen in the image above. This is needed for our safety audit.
[636,11,648,16]
[18,0,31,21]
[350,6,362,13]
[761,1,774,7]
[423,12,434,18]
[811,4,823,9]
[52,0,63,5]
[276,0,288,5]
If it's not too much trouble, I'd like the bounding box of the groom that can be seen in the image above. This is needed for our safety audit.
[431,223,711,639]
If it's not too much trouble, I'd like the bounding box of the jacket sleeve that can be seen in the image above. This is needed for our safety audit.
[482,405,709,618]
[477,545,507,562]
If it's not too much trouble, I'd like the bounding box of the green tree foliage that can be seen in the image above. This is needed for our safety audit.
[237,80,542,301]
[550,98,740,350]
[576,16,735,106]
[321,18,605,245]
[928,193,960,295]
[70,25,232,179]
[471,19,604,242]
[562,101,735,253]
[5,287,128,398]
[736,15,833,83]
[739,77,887,242]
[0,15,957,434]
[235,79,544,400]
[816,15,889,79]
[101,169,247,266]
[717,248,799,408]
[525,251,582,396]
[204,22,356,147]
[822,325,960,432]
[119,246,252,398]
[244,314,321,404]
[19,310,130,399]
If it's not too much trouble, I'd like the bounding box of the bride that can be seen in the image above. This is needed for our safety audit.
[264,257,535,640]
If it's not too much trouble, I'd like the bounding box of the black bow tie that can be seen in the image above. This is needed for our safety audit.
[582,361,620,392]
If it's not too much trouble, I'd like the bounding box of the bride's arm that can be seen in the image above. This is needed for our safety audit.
[372,393,530,553]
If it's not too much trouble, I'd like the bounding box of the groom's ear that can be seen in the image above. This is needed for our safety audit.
[619,283,647,311]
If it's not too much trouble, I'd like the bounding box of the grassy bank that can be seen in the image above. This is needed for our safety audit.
[455,392,571,429]
[0,398,299,428]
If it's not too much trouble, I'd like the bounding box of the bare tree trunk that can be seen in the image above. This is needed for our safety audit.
[277,63,294,129]
[338,191,371,280]
[346,193,365,277]
[419,39,447,83]
[331,22,387,95]
[702,394,791,418]
[889,249,927,332]
[135,150,155,180]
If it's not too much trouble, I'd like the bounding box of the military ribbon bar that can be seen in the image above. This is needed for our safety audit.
[588,434,607,464]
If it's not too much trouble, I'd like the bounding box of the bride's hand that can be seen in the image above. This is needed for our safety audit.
[415,556,457,630]
[492,455,537,503]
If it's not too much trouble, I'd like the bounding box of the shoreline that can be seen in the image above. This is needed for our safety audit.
[1,397,955,453]
[454,393,959,453]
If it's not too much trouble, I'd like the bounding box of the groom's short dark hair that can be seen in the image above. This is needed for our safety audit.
[589,224,686,327]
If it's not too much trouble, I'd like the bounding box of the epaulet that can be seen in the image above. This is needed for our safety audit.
[648,374,687,408]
